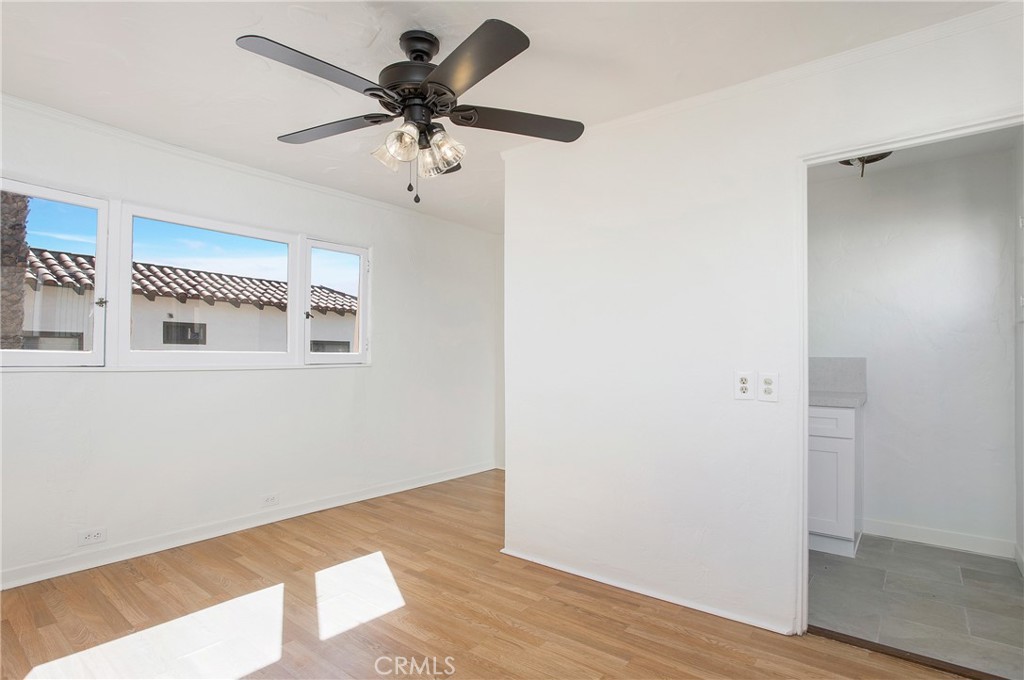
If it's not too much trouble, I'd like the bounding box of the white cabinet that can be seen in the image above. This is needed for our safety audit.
[808,435,854,538]
[808,406,862,557]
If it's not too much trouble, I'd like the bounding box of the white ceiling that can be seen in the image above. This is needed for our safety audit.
[1,2,999,233]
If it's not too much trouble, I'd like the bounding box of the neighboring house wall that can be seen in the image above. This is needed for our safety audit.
[1,97,501,587]
[21,285,94,349]
[130,296,287,351]
[502,7,1021,634]
[809,148,1017,557]
[308,311,357,351]
[22,286,356,352]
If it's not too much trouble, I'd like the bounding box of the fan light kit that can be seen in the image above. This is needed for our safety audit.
[238,20,584,203]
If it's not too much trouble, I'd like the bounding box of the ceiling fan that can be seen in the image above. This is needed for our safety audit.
[237,19,584,193]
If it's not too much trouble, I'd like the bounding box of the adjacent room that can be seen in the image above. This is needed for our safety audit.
[2,2,1022,679]
[805,127,1024,678]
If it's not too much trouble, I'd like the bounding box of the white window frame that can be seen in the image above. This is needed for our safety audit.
[112,204,303,369]
[302,238,371,366]
[0,179,109,368]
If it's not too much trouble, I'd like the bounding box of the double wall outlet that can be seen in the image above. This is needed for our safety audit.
[262,493,280,507]
[77,527,106,547]
[735,371,780,402]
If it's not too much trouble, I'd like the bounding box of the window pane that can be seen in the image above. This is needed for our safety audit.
[130,217,288,352]
[2,191,98,351]
[309,248,360,353]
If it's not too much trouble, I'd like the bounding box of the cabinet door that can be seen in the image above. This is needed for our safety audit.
[809,407,855,439]
[808,435,855,539]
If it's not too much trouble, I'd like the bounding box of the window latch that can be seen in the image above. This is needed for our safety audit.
[95,298,108,308]
[304,311,314,319]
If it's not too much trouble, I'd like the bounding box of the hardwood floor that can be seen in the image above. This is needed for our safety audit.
[2,471,959,679]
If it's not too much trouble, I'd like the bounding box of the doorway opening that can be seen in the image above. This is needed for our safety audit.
[804,124,1024,679]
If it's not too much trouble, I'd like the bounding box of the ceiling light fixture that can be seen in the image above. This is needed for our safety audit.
[371,121,465,202]
[373,121,465,178]
[839,151,893,178]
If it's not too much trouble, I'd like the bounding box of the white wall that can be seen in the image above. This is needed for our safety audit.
[809,148,1017,557]
[1,98,501,586]
[502,6,1022,633]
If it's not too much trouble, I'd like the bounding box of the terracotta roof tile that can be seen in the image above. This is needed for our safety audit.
[25,248,357,315]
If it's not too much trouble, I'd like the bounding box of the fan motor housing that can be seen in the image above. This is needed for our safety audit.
[378,61,436,97]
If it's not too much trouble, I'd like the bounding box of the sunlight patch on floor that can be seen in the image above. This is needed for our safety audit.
[315,551,405,641]
[27,584,284,679]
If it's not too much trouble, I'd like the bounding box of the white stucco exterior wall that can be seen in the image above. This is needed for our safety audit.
[21,285,96,350]
[21,286,357,353]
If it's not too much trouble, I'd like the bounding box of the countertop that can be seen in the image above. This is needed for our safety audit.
[810,390,867,408]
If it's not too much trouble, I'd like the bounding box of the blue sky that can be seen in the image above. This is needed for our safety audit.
[21,197,97,254]
[23,197,360,296]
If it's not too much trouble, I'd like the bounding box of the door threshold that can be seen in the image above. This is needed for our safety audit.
[806,625,1008,680]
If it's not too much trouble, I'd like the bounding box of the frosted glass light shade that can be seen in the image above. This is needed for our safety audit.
[429,128,465,170]
[384,123,420,162]
[371,144,402,172]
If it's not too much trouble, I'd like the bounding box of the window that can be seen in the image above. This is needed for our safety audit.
[0,179,107,367]
[304,240,369,365]
[163,321,207,345]
[1,184,371,370]
[128,215,290,354]
[310,340,351,353]
[21,331,85,351]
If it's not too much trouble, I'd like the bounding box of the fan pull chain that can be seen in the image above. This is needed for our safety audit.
[407,162,414,193]
[414,169,421,203]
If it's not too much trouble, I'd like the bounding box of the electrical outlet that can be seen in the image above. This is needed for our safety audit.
[758,372,779,402]
[262,494,280,507]
[734,371,755,400]
[77,527,106,547]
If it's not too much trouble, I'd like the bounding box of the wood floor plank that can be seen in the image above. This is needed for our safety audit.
[1,619,32,679]
[1,471,964,679]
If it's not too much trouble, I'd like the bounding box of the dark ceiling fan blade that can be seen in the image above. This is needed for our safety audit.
[448,106,584,142]
[442,163,462,175]
[278,114,395,144]
[237,35,394,101]
[420,20,529,99]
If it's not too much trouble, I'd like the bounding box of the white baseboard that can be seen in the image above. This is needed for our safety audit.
[861,518,1016,558]
[1016,543,1024,578]
[500,547,797,636]
[809,532,861,558]
[2,463,496,589]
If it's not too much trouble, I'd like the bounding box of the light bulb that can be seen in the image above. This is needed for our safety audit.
[429,127,466,171]
[371,144,401,172]
[384,122,420,162]
[417,146,446,178]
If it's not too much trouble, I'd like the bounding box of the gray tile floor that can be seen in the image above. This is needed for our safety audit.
[809,535,1024,679]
